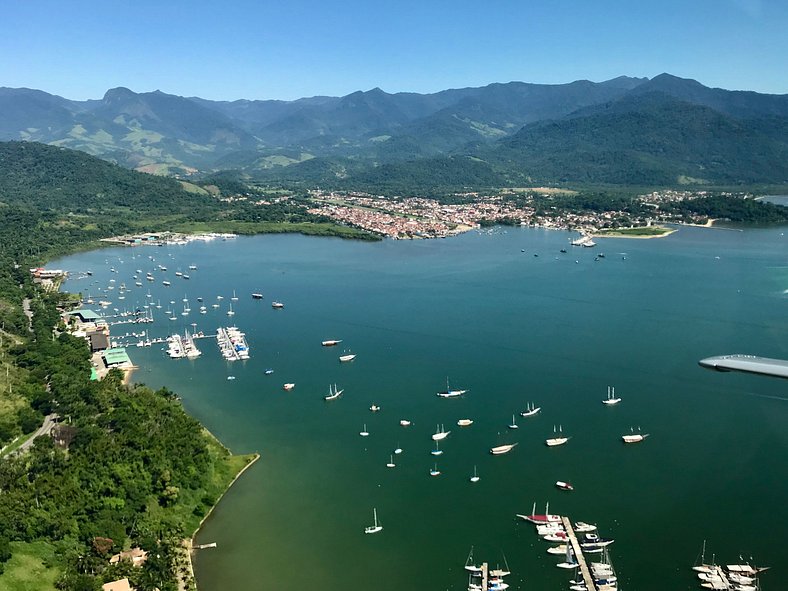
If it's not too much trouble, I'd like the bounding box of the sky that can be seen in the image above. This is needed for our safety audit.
[1,0,786,101]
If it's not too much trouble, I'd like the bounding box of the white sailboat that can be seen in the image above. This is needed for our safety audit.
[386,454,395,468]
[364,508,383,534]
[469,465,480,483]
[359,424,369,437]
[508,414,519,429]
[436,376,467,398]
[231,290,238,302]
[546,425,569,447]
[324,384,343,401]
[431,424,450,441]
[431,441,443,456]
[227,303,235,317]
[602,385,621,405]
[622,426,649,443]
[490,442,518,455]
[520,402,541,417]
[429,463,441,476]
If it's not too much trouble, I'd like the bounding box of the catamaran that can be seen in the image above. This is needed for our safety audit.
[602,385,622,405]
[364,508,383,534]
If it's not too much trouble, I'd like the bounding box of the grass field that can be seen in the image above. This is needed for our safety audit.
[0,542,59,591]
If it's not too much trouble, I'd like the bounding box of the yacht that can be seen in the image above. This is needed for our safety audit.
[252,293,264,299]
[283,383,295,391]
[399,419,412,427]
[436,376,467,398]
[457,418,473,427]
[555,481,574,491]
[322,339,342,346]
[339,353,356,362]
[272,301,284,309]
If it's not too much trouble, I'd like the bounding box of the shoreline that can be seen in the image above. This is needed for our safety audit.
[183,451,260,591]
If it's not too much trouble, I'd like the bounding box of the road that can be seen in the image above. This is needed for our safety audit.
[13,413,59,455]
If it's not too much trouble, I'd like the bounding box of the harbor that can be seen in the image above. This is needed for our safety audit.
[53,227,787,591]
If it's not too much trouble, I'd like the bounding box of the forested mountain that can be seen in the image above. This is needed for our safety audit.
[1,75,787,188]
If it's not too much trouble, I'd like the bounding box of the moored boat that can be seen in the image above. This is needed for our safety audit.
[339,353,356,362]
[431,424,450,441]
[546,425,569,447]
[555,480,574,491]
[520,402,541,417]
[457,418,473,427]
[324,384,343,401]
[283,383,295,391]
[622,427,649,443]
[322,339,342,346]
[602,385,621,405]
[490,443,517,455]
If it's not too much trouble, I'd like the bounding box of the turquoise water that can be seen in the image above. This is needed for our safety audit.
[55,226,788,591]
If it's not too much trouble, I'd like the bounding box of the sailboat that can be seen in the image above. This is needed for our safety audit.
[464,547,482,572]
[386,454,396,468]
[602,385,622,405]
[521,402,541,417]
[436,376,467,398]
[431,424,450,441]
[227,303,235,317]
[469,465,480,483]
[516,502,562,525]
[429,463,441,476]
[622,426,649,443]
[231,290,238,302]
[324,384,343,401]
[546,425,569,447]
[364,508,383,534]
[431,441,443,456]
[359,424,369,437]
[508,414,519,429]
[490,442,518,455]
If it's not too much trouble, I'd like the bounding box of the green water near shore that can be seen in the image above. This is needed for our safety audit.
[56,225,788,591]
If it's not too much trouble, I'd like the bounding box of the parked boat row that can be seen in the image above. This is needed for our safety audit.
[692,542,768,591]
[216,326,250,361]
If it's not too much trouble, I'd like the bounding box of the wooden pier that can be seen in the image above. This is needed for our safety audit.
[561,516,596,590]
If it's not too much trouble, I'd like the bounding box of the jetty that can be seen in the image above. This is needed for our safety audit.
[561,516,596,590]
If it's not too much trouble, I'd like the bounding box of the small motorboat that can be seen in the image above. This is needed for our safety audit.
[399,419,412,427]
[370,404,380,412]
[556,481,574,491]
[264,368,274,375]
[283,383,295,391]
[457,418,473,427]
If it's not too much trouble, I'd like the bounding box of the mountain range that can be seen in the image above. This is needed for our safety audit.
[1,74,787,187]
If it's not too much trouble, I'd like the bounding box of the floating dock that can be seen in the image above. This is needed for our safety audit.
[562,516,596,591]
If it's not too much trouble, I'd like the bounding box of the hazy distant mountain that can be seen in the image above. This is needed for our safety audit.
[0,75,786,186]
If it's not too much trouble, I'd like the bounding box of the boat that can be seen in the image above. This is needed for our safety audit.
[546,425,569,447]
[431,424,450,441]
[359,424,369,437]
[182,274,190,280]
[231,290,238,302]
[464,547,482,572]
[517,502,562,525]
[189,265,197,270]
[574,522,597,533]
[339,353,356,362]
[322,339,342,346]
[162,280,171,286]
[431,441,443,456]
[602,385,621,405]
[457,418,473,427]
[543,532,570,543]
[264,368,274,375]
[386,455,395,468]
[622,426,649,443]
[555,481,574,491]
[324,384,343,401]
[227,304,235,317]
[469,465,480,483]
[364,508,383,534]
[399,419,412,427]
[520,402,541,417]
[437,376,467,398]
[283,383,295,391]
[370,404,380,412]
[547,545,568,555]
[252,293,263,299]
[429,463,441,476]
[226,376,236,381]
[272,301,284,309]
[490,443,518,455]
[508,414,519,429]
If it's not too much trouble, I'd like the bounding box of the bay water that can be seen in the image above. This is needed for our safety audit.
[56,225,788,590]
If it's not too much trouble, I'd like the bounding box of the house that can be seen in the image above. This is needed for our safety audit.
[109,547,148,566]
[102,579,134,591]
[88,331,110,353]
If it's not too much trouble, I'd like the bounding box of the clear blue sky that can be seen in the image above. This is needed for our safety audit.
[1,0,786,100]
